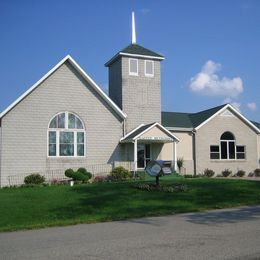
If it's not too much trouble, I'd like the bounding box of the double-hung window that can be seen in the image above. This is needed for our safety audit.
[129,58,138,76]
[145,60,154,77]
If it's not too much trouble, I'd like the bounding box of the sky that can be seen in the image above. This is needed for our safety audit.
[0,0,259,122]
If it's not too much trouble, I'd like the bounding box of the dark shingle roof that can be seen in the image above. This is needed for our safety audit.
[122,123,155,142]
[120,44,164,58]
[162,104,227,129]
[105,44,164,66]
[251,121,260,130]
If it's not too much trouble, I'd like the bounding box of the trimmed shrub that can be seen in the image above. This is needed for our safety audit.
[24,174,45,185]
[236,170,246,177]
[72,171,88,182]
[65,168,74,178]
[77,167,92,181]
[184,174,194,178]
[222,169,232,177]
[203,168,215,178]
[109,166,132,181]
[254,168,260,177]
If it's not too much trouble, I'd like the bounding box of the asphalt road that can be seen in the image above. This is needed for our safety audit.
[1,206,260,260]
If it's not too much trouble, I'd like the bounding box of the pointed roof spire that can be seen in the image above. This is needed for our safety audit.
[132,11,136,44]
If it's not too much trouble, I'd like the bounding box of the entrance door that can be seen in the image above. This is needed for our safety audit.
[137,144,151,168]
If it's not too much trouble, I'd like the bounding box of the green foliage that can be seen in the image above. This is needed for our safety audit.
[222,169,232,177]
[254,168,260,177]
[177,157,184,172]
[133,183,188,192]
[109,166,132,181]
[64,169,74,178]
[203,168,215,177]
[77,168,92,181]
[64,168,92,183]
[24,174,45,185]
[235,170,246,177]
[184,174,194,178]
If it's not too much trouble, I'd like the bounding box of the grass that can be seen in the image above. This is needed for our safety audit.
[0,176,260,232]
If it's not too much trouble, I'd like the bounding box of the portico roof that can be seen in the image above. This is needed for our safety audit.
[120,122,179,143]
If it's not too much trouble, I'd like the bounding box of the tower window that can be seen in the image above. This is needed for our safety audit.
[129,58,138,76]
[145,60,154,77]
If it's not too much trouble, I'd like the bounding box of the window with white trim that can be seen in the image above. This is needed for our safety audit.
[129,58,138,75]
[145,60,154,77]
[48,112,85,157]
[210,131,246,160]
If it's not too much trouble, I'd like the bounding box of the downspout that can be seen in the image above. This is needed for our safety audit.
[192,129,197,176]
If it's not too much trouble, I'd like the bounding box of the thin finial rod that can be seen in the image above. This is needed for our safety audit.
[132,12,136,44]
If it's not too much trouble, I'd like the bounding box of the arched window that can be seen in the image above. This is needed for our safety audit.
[220,132,235,159]
[48,112,85,157]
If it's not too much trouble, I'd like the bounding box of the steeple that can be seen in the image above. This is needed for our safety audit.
[132,11,136,44]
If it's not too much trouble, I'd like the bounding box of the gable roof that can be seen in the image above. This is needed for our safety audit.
[0,55,127,120]
[162,104,260,134]
[105,44,164,66]
[120,122,179,143]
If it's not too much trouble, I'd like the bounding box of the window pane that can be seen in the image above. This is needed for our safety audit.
[130,59,138,74]
[49,117,57,128]
[236,146,245,152]
[60,132,74,144]
[60,144,74,156]
[76,117,83,129]
[77,132,84,143]
[229,142,235,159]
[210,146,219,152]
[58,113,65,128]
[221,141,227,159]
[49,131,56,144]
[68,113,76,129]
[210,153,220,159]
[77,144,84,156]
[49,144,56,156]
[145,61,153,75]
[236,153,245,159]
[221,132,234,140]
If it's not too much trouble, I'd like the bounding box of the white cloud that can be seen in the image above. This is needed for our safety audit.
[247,102,257,111]
[223,97,241,112]
[189,60,243,98]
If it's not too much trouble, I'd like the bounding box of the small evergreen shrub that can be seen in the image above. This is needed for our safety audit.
[236,170,246,177]
[65,168,74,178]
[222,169,232,177]
[24,173,45,185]
[77,167,92,181]
[184,174,194,178]
[203,168,215,177]
[254,168,260,177]
[109,166,132,181]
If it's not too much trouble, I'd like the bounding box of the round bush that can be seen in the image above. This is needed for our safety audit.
[72,171,88,181]
[222,169,232,177]
[65,168,74,178]
[203,168,215,177]
[109,166,132,181]
[24,173,45,185]
[236,170,245,177]
[77,167,92,181]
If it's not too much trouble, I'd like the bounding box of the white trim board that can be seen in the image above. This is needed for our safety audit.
[195,104,260,134]
[0,55,127,120]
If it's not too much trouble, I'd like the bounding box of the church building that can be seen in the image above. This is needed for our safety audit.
[0,13,259,186]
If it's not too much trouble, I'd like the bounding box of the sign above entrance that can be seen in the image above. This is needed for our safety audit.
[138,136,173,141]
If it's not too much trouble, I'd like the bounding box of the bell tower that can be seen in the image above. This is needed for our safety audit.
[105,12,164,133]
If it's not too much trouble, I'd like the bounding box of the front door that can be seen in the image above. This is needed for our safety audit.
[137,144,151,168]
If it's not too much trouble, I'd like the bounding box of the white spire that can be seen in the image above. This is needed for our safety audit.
[132,11,136,44]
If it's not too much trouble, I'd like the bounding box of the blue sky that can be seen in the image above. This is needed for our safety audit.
[0,0,259,122]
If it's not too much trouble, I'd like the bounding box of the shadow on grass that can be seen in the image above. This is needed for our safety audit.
[185,205,260,225]
[51,179,260,225]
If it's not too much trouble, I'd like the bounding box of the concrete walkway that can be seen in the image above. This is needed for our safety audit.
[1,206,260,260]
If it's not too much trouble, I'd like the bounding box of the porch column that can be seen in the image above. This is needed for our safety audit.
[134,139,138,173]
[174,141,177,171]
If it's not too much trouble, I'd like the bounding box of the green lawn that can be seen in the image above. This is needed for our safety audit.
[0,176,260,232]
